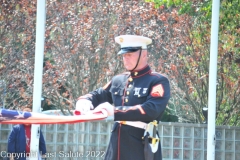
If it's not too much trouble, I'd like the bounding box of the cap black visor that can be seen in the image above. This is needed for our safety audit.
[117,47,142,55]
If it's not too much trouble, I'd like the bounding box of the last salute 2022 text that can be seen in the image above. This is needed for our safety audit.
[45,151,106,158]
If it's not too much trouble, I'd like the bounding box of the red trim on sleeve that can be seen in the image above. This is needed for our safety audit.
[115,105,145,114]
[103,81,111,90]
[136,105,146,114]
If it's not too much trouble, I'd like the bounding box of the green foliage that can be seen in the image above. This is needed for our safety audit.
[146,0,182,8]
[161,110,179,122]
[147,0,240,125]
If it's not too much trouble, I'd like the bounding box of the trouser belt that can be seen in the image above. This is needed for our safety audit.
[117,121,147,129]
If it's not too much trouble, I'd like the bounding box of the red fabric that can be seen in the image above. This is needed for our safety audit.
[0,109,108,124]
[24,125,31,154]
[74,110,81,115]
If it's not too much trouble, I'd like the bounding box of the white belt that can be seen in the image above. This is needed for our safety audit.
[117,121,147,129]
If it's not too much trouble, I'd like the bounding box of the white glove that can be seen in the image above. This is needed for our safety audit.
[74,99,93,115]
[94,102,114,117]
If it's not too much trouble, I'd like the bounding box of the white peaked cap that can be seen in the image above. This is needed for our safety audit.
[115,35,152,54]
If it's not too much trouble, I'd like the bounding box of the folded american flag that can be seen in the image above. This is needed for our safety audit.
[0,109,107,124]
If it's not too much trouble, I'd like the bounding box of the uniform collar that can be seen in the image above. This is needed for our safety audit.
[130,65,151,78]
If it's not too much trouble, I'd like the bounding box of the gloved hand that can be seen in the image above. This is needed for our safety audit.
[94,102,114,117]
[74,99,94,115]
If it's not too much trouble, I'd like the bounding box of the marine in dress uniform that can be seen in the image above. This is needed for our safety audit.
[75,35,171,160]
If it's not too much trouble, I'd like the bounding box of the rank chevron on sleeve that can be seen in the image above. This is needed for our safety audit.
[151,84,164,97]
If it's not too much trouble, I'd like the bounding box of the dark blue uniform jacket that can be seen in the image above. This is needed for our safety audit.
[7,124,47,160]
[79,65,171,160]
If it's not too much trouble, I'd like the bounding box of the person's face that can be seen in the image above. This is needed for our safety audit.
[122,50,147,70]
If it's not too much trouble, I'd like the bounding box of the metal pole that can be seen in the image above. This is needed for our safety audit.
[207,0,220,159]
[30,0,46,159]
[0,80,6,109]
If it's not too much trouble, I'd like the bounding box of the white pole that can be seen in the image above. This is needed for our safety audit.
[30,0,46,159]
[207,0,220,159]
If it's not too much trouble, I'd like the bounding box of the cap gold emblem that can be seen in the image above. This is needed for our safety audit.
[119,37,124,43]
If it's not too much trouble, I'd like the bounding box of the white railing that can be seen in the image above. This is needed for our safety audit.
[1,121,240,160]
